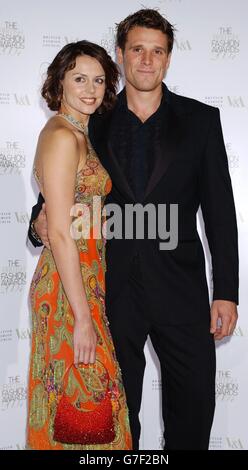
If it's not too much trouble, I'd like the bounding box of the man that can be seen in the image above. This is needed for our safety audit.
[28,9,238,450]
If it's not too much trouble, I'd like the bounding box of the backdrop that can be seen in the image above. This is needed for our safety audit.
[0,0,247,450]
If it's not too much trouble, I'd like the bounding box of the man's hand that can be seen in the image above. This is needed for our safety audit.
[210,300,238,340]
[34,203,50,249]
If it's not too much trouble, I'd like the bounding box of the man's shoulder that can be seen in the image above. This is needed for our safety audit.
[169,89,218,116]
[89,108,114,135]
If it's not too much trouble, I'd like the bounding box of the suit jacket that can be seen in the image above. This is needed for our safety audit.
[29,86,239,325]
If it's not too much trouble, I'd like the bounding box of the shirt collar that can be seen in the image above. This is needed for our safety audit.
[116,81,170,110]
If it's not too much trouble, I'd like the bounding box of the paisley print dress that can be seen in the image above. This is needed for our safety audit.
[27,117,132,450]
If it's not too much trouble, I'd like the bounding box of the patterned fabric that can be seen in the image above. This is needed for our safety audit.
[27,122,132,450]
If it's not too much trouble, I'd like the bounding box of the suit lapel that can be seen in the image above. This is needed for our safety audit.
[144,95,187,200]
[107,139,136,201]
[106,94,136,201]
[89,106,135,200]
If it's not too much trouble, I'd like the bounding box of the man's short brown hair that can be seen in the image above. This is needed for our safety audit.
[116,8,175,53]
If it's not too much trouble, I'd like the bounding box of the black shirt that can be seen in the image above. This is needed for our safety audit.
[109,84,169,202]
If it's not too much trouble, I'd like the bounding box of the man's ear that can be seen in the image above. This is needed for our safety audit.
[116,47,124,65]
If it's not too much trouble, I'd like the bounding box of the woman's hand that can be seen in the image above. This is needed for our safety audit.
[73,317,97,365]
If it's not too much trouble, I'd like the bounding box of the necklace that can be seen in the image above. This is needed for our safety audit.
[57,113,88,135]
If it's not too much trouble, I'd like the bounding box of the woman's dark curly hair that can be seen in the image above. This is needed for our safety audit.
[42,40,119,113]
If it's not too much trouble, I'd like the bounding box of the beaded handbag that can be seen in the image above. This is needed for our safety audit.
[53,361,115,445]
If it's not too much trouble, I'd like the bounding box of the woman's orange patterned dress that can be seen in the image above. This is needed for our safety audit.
[27,118,132,450]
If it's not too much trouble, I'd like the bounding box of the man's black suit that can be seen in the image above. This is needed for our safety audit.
[29,85,238,450]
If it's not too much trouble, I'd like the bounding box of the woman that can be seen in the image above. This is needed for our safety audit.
[27,41,132,450]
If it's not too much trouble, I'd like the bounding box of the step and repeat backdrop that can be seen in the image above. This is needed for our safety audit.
[0,0,247,450]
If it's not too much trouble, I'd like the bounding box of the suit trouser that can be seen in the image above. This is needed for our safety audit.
[106,254,216,450]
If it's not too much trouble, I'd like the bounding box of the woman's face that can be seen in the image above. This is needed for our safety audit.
[61,54,106,123]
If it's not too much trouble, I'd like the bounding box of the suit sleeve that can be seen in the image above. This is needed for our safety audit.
[28,192,45,247]
[200,108,239,304]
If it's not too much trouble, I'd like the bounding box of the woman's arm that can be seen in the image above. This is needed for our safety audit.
[38,127,97,364]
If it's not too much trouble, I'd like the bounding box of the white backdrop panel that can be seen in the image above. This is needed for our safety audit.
[0,0,247,450]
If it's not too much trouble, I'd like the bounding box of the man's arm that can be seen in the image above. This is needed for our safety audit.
[200,107,239,339]
[28,192,44,247]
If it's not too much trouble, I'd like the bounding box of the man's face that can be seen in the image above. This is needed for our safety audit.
[117,26,171,92]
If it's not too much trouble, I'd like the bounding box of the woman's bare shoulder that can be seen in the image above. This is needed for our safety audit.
[38,116,79,148]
